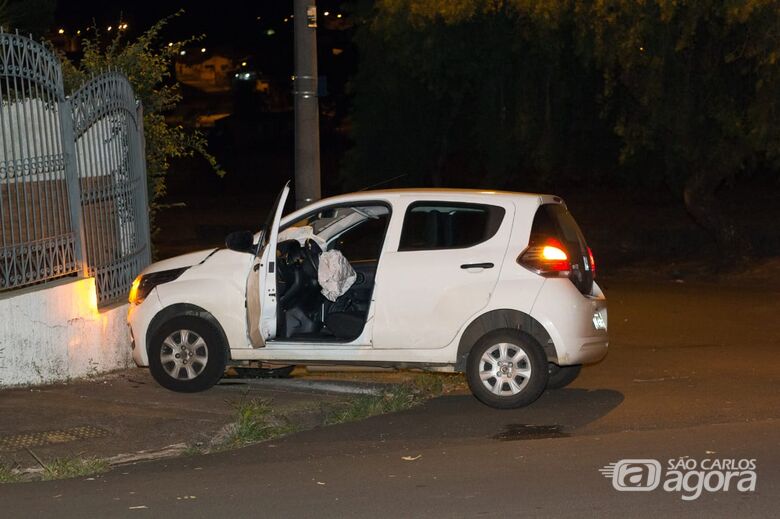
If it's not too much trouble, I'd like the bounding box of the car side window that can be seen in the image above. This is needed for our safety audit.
[398,202,505,251]
[332,215,390,262]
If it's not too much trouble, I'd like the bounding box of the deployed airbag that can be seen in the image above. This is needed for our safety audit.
[277,225,327,249]
[318,250,357,301]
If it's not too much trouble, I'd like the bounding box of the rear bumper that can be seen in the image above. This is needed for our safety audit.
[530,279,608,365]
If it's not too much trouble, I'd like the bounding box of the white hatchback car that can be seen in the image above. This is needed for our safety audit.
[127,185,608,408]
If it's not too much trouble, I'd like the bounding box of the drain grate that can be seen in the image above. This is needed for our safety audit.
[492,424,569,441]
[0,426,110,452]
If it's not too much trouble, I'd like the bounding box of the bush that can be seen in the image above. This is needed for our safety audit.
[60,12,224,244]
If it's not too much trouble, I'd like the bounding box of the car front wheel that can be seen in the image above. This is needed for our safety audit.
[148,316,227,393]
[466,330,548,409]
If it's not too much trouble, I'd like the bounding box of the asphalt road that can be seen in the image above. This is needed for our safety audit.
[2,280,779,518]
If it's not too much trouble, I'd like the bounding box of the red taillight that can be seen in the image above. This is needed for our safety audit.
[518,238,571,276]
[587,246,596,279]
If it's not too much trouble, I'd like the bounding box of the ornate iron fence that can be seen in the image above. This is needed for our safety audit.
[71,72,151,305]
[0,29,82,290]
[0,29,150,305]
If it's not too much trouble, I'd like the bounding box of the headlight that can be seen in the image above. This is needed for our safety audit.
[129,268,188,304]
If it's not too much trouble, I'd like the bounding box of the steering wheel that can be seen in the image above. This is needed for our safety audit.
[276,239,302,282]
[301,239,322,274]
[275,240,298,305]
[276,239,321,309]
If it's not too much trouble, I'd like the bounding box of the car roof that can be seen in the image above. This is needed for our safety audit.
[317,188,551,204]
[280,188,564,225]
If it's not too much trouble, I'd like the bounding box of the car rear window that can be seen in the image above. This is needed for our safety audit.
[530,203,593,293]
[399,202,505,251]
[530,204,587,253]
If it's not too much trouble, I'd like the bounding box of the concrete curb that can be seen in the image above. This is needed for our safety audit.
[219,378,387,396]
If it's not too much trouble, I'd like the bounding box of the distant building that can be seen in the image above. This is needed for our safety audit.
[176,54,234,93]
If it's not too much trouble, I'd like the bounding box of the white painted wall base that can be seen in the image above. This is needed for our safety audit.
[0,277,132,387]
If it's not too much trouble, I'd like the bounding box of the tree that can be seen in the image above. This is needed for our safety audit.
[343,0,613,191]
[0,0,55,36]
[581,0,780,263]
[60,15,223,239]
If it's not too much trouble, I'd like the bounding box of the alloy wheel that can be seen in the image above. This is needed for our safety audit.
[160,329,209,381]
[478,342,532,396]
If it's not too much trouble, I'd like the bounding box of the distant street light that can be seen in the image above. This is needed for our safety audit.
[57,28,64,34]
[201,47,206,53]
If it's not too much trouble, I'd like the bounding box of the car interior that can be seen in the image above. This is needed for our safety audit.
[273,204,390,343]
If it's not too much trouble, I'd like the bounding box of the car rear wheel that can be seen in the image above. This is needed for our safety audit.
[546,363,582,389]
[148,316,227,393]
[466,330,548,409]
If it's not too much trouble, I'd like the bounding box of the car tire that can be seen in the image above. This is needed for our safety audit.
[148,316,227,393]
[546,363,582,389]
[466,329,548,409]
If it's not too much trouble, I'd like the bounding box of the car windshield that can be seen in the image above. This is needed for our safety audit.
[286,206,386,242]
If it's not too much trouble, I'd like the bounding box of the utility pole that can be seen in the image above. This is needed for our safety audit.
[293,0,321,208]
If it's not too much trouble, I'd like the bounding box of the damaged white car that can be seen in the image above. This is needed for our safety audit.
[127,185,608,408]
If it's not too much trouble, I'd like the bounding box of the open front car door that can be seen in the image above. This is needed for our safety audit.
[246,182,290,347]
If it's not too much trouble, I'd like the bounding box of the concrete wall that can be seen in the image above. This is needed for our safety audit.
[0,277,132,387]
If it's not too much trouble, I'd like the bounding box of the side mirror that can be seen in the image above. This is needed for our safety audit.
[225,230,255,254]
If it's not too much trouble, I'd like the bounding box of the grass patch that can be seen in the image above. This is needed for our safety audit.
[325,385,420,425]
[324,374,466,426]
[182,444,206,457]
[410,373,445,395]
[412,372,468,395]
[0,464,22,483]
[220,398,299,448]
[41,457,109,481]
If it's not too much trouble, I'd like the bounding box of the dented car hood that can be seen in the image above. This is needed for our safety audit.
[141,248,219,276]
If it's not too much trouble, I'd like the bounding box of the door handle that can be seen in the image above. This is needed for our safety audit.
[460,262,494,269]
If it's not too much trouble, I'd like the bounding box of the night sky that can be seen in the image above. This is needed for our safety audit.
[53,0,351,71]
